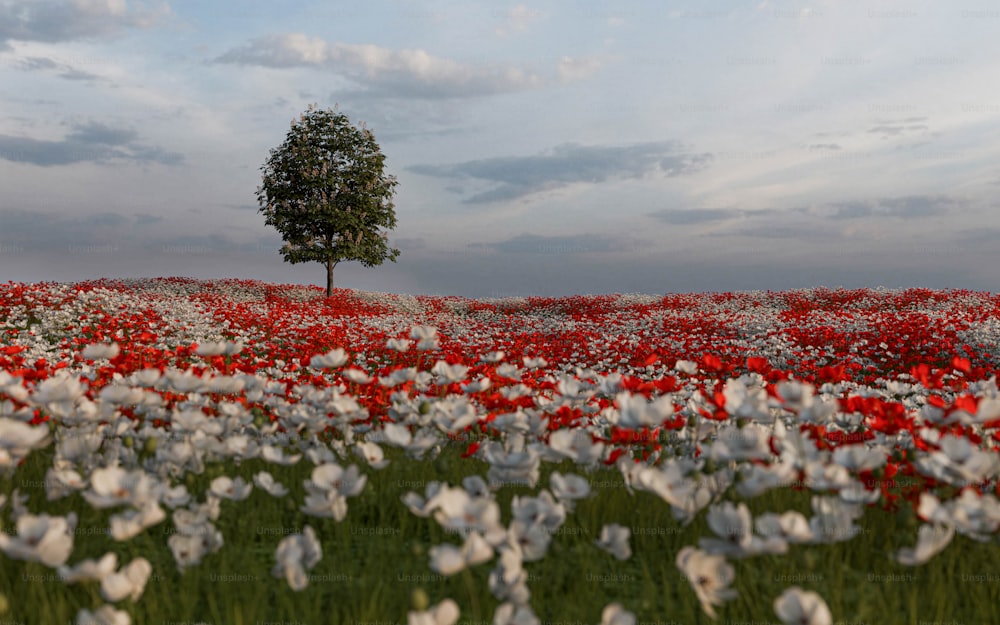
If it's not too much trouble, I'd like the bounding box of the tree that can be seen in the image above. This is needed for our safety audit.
[257,104,400,297]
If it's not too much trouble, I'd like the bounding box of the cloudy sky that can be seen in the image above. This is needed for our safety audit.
[2,0,1000,298]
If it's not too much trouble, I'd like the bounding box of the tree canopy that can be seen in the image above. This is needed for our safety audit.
[257,105,400,296]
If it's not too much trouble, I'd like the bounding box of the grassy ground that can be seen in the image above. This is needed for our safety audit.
[2,443,997,625]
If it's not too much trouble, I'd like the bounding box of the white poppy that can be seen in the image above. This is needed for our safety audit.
[253,471,289,497]
[601,603,637,625]
[773,586,832,625]
[272,525,322,591]
[110,502,166,541]
[676,546,738,618]
[896,523,955,566]
[407,598,460,625]
[0,513,75,567]
[309,348,350,369]
[355,441,389,469]
[83,466,160,509]
[260,445,302,466]
[76,605,131,625]
[429,531,494,575]
[59,553,118,584]
[507,519,552,562]
[492,602,541,625]
[595,523,631,561]
[209,476,253,501]
[100,557,153,602]
[82,343,120,360]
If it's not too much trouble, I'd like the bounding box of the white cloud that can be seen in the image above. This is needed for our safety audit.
[0,0,169,47]
[496,4,542,36]
[556,56,602,83]
[216,34,568,98]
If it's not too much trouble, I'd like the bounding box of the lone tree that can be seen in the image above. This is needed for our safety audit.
[257,105,400,297]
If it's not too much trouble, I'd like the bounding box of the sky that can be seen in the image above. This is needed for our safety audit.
[2,0,1000,298]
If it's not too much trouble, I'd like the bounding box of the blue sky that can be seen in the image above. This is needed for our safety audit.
[2,0,1000,297]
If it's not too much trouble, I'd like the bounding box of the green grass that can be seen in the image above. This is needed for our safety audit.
[1,444,996,624]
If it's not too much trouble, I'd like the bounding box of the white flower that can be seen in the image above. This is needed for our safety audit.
[209,476,253,501]
[507,519,551,562]
[549,471,591,510]
[0,513,75,567]
[100,557,153,602]
[97,384,145,406]
[59,553,118,583]
[387,338,412,352]
[83,466,160,509]
[45,467,87,501]
[253,471,289,497]
[495,364,523,381]
[755,511,814,544]
[492,602,541,625]
[674,359,698,374]
[429,531,494,575]
[462,475,491,499]
[773,586,832,625]
[595,523,631,560]
[260,445,302,466]
[614,391,674,429]
[676,546,738,619]
[168,529,219,572]
[488,543,530,604]
[432,487,505,543]
[161,484,191,508]
[402,481,444,517]
[76,605,131,625]
[301,490,349,521]
[110,502,166,541]
[309,348,350,369]
[408,598,460,625]
[808,496,863,543]
[601,603,637,625]
[342,368,373,384]
[511,491,565,533]
[411,325,440,350]
[82,343,120,360]
[832,444,887,472]
[0,417,52,468]
[710,424,772,462]
[548,429,605,465]
[307,463,367,497]
[272,525,322,591]
[194,341,243,357]
[355,441,389,469]
[895,523,955,566]
[431,360,470,383]
[381,423,440,458]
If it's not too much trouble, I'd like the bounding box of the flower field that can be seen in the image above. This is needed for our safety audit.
[2,277,1000,625]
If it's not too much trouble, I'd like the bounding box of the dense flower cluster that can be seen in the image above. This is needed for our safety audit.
[2,278,1000,624]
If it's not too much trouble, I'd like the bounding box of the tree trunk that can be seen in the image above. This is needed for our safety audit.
[326,257,335,297]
